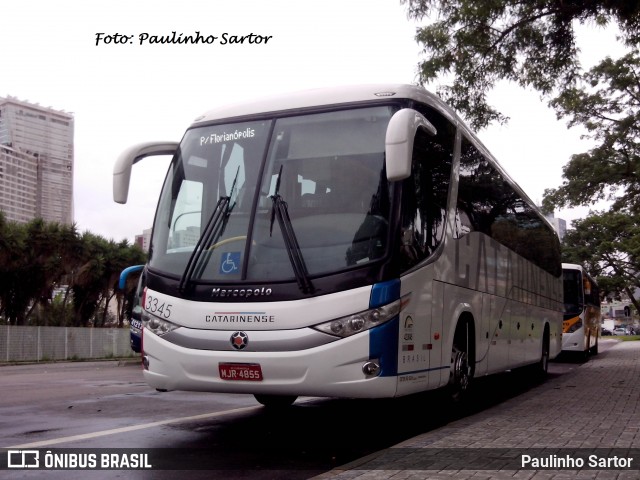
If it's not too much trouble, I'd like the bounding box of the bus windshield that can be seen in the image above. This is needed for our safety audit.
[563,268,583,316]
[149,106,395,284]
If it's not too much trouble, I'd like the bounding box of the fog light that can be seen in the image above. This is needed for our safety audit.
[142,355,150,370]
[362,361,381,377]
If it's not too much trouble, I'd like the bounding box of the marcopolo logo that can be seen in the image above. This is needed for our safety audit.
[211,287,272,298]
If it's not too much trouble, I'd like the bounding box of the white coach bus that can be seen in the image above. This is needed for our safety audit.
[562,263,601,356]
[113,84,563,407]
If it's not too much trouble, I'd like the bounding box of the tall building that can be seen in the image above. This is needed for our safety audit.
[544,211,567,242]
[0,96,74,225]
[134,228,152,252]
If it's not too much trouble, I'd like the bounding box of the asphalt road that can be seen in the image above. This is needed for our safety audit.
[1,343,613,480]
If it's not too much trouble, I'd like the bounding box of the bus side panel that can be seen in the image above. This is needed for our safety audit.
[395,266,443,396]
[447,232,562,374]
[431,280,446,389]
[509,295,528,367]
[549,312,563,360]
[476,293,493,378]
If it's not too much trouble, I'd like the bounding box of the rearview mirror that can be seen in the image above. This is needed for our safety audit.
[385,109,437,182]
[113,141,179,204]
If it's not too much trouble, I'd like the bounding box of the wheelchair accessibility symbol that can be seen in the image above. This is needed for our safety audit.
[219,252,241,274]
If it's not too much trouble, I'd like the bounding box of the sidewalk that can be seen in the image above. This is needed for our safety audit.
[315,339,640,479]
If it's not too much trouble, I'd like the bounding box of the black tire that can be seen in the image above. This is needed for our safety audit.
[537,326,550,377]
[254,394,297,408]
[583,334,591,361]
[449,319,474,402]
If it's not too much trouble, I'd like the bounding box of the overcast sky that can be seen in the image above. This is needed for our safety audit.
[2,0,626,243]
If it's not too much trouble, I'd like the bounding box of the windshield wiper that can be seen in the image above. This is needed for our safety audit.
[178,167,239,293]
[270,165,315,294]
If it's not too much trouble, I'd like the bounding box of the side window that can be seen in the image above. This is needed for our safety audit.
[584,275,601,307]
[399,112,455,271]
[458,139,511,237]
[458,137,561,276]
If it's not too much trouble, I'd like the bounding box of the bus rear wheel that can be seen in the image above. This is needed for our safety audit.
[254,394,297,408]
[538,327,550,376]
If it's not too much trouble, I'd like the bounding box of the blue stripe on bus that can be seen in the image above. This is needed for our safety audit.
[369,279,400,308]
[369,279,401,377]
[369,317,399,376]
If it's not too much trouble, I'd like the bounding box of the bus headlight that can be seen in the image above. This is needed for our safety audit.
[567,320,583,333]
[313,296,408,338]
[145,313,179,337]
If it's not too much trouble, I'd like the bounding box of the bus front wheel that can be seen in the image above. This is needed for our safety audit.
[254,394,297,409]
[449,319,474,402]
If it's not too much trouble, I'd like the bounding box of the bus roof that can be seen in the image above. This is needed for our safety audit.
[191,84,455,126]
[562,263,584,271]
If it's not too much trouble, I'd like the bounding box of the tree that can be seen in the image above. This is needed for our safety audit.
[543,52,640,214]
[70,232,146,327]
[22,220,82,323]
[0,213,146,326]
[0,213,28,324]
[403,1,640,308]
[539,48,640,308]
[561,211,640,313]
[402,0,640,130]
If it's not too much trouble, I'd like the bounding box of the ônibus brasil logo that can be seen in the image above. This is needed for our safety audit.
[230,331,249,350]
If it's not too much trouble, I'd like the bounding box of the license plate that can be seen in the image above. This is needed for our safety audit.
[219,363,263,381]
[131,319,143,329]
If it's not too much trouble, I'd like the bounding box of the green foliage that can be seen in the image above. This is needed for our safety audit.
[542,51,640,313]
[403,0,640,311]
[544,52,640,213]
[561,210,640,312]
[0,212,147,326]
[402,0,640,130]
[30,293,74,326]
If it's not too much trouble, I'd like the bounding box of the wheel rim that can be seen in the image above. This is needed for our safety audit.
[451,346,471,395]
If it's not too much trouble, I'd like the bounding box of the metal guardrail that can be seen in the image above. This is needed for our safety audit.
[0,325,135,362]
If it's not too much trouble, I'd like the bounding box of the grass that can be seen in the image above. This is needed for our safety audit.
[615,335,640,341]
